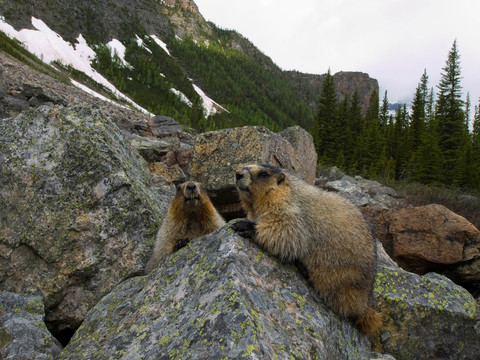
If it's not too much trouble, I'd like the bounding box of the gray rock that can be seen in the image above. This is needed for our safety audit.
[148,115,184,137]
[188,125,317,218]
[59,223,478,360]
[0,104,169,335]
[59,225,372,359]
[373,267,479,359]
[0,291,62,359]
[325,175,403,208]
[129,133,179,162]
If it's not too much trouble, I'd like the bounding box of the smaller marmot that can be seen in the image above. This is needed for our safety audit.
[232,164,382,336]
[145,181,225,273]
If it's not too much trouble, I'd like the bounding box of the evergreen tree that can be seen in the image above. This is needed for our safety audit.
[312,69,339,164]
[358,90,382,177]
[409,70,429,154]
[470,104,480,190]
[379,91,389,128]
[346,90,363,172]
[392,105,410,180]
[435,40,467,185]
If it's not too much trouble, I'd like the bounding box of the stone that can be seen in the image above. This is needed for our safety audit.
[128,132,178,162]
[0,291,63,359]
[57,224,479,360]
[148,115,184,137]
[149,161,186,183]
[325,175,403,209]
[382,204,480,291]
[0,104,170,336]
[373,268,479,360]
[188,125,317,218]
[58,225,372,360]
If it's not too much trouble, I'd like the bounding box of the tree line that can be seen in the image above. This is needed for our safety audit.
[312,40,480,192]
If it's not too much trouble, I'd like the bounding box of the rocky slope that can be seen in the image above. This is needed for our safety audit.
[1,100,479,359]
[0,0,378,131]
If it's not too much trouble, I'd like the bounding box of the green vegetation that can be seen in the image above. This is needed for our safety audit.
[91,36,206,127]
[312,40,480,193]
[169,31,314,132]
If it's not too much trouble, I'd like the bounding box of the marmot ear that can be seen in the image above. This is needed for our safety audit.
[277,172,286,184]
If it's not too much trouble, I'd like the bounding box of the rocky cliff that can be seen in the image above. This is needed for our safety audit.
[285,70,379,115]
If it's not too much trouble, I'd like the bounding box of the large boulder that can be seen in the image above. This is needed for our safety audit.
[59,224,372,360]
[188,125,317,218]
[0,291,62,359]
[0,104,170,336]
[58,224,478,360]
[378,204,480,294]
[373,267,479,359]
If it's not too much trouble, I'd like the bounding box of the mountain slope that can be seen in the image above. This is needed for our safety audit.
[0,0,378,131]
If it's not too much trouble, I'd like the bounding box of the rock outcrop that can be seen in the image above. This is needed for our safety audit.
[378,204,480,295]
[58,224,479,360]
[59,225,373,360]
[0,104,170,337]
[284,70,379,115]
[0,291,63,359]
[188,125,317,218]
[373,266,479,359]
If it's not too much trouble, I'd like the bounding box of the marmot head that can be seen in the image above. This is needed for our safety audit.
[176,181,203,207]
[235,164,287,203]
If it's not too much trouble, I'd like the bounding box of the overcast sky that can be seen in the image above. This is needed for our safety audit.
[194,0,480,108]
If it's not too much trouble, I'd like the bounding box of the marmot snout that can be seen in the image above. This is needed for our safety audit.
[232,164,382,336]
[145,181,225,273]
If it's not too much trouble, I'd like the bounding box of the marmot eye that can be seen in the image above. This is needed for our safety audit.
[259,171,269,178]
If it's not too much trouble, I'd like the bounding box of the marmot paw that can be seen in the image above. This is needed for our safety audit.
[174,238,190,251]
[230,219,256,238]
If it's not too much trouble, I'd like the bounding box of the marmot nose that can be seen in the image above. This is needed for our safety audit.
[235,171,244,181]
[186,183,196,191]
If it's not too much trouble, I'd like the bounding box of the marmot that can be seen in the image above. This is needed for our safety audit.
[145,181,225,273]
[231,164,382,336]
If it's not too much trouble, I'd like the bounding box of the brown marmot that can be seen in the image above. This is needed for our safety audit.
[232,164,382,336]
[145,181,225,273]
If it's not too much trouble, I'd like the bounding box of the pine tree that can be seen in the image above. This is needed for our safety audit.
[409,70,429,153]
[470,104,480,190]
[346,90,363,172]
[392,105,409,180]
[358,91,382,177]
[435,40,467,185]
[379,91,389,128]
[312,69,339,164]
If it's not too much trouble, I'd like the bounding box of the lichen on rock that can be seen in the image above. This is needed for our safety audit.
[0,291,62,359]
[0,104,170,335]
[59,225,372,360]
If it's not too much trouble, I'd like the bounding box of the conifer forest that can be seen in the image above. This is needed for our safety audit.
[311,40,480,192]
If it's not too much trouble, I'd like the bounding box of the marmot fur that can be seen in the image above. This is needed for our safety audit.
[232,164,382,336]
[145,181,225,273]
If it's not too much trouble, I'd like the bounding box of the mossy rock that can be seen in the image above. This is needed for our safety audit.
[0,104,170,334]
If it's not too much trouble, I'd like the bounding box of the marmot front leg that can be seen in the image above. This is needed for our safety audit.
[173,238,190,252]
[230,219,256,238]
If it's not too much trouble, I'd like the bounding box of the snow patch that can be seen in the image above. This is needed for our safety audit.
[136,34,152,54]
[150,35,170,55]
[70,79,127,108]
[106,38,131,67]
[193,84,228,116]
[0,16,152,116]
[170,88,192,106]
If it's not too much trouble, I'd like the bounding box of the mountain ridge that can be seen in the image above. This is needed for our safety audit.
[0,0,378,131]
